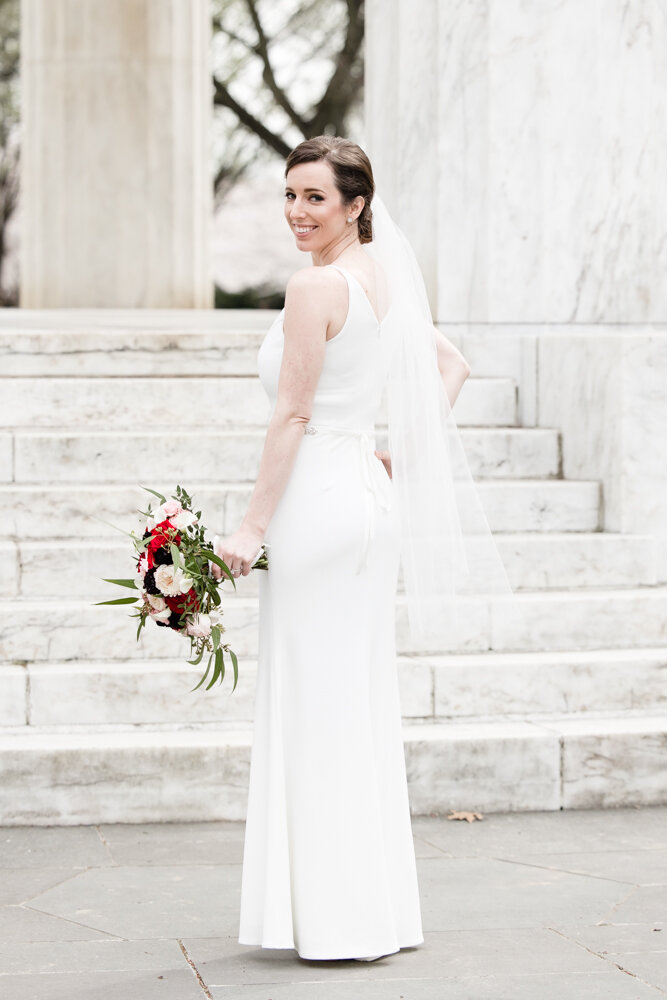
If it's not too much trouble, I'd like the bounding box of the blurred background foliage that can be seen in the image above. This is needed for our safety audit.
[0,0,19,306]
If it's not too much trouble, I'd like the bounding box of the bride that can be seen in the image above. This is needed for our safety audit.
[212,136,493,962]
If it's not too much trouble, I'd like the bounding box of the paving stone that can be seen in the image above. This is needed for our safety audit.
[410,806,667,855]
[186,926,602,986]
[559,921,667,954]
[0,968,205,1000]
[27,864,242,939]
[98,820,245,867]
[0,868,85,906]
[0,904,113,943]
[498,849,667,886]
[601,885,667,925]
[415,855,631,931]
[0,938,187,975]
[0,825,112,868]
[205,970,663,1000]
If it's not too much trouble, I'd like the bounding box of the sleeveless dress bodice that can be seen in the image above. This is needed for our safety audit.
[257,264,386,434]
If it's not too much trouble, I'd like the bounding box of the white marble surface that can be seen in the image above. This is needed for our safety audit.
[548,715,667,809]
[0,375,515,430]
[1,715,665,822]
[4,587,667,661]
[24,656,434,727]
[493,532,656,590]
[0,433,11,481]
[9,427,563,484]
[16,530,655,602]
[0,541,17,599]
[0,666,26,725]
[27,661,257,727]
[0,728,252,825]
[538,331,667,581]
[403,721,560,813]
[432,648,667,718]
[491,588,667,653]
[21,0,212,307]
[367,1,667,323]
[21,646,667,731]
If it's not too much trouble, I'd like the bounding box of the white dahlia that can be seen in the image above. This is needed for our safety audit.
[154,564,193,596]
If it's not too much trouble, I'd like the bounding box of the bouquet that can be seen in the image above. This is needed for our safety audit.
[97,485,268,692]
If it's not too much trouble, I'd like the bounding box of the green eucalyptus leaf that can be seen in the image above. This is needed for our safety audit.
[187,645,205,667]
[102,578,137,590]
[95,596,140,606]
[142,486,167,504]
[230,649,239,692]
[206,647,224,690]
[191,655,213,691]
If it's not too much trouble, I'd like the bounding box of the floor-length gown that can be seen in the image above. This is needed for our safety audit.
[237,263,424,961]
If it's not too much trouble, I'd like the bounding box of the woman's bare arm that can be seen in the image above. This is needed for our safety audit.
[433,326,471,406]
[374,327,471,481]
[213,267,336,576]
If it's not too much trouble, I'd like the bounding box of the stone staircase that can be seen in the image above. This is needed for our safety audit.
[1,310,666,825]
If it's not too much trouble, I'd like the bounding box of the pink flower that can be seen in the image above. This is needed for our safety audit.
[162,499,182,518]
[186,613,212,638]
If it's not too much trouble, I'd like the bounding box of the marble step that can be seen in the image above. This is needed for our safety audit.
[0,712,665,824]
[3,647,665,729]
[0,375,518,429]
[0,531,653,601]
[2,425,561,483]
[0,312,270,377]
[0,479,599,543]
[2,586,667,660]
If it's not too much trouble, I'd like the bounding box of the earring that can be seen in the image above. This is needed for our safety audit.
[347,217,353,223]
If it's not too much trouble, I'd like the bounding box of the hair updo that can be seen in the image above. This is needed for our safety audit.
[285,136,375,244]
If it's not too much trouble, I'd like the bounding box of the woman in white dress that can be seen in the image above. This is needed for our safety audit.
[213,136,473,962]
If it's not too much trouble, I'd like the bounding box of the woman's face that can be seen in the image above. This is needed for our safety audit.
[284,160,351,253]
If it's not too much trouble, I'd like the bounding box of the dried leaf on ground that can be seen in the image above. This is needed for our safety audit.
[447,810,484,823]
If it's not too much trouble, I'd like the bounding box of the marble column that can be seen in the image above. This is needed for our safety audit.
[365,0,667,574]
[20,0,212,307]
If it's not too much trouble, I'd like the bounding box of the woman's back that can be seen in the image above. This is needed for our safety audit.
[258,261,388,434]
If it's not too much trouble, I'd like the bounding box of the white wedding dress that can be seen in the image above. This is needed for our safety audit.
[237,263,424,961]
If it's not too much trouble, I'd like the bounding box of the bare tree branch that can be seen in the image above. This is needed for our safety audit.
[213,77,292,159]
[243,0,309,135]
[306,0,364,135]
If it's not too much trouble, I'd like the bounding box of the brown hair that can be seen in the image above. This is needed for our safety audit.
[285,136,375,244]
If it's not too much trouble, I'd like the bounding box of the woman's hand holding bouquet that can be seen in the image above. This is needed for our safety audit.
[97,486,268,692]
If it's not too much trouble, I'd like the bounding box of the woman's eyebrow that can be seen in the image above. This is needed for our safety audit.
[285,187,326,194]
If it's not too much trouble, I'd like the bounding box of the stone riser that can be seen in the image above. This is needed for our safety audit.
[0,531,654,601]
[1,426,562,483]
[0,480,598,543]
[0,714,665,825]
[0,324,269,377]
[2,587,667,662]
[2,647,665,728]
[0,321,536,380]
[0,376,518,429]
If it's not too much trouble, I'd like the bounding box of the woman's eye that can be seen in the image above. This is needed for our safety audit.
[310,195,323,202]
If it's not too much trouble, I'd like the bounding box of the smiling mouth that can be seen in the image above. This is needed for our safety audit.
[294,225,317,236]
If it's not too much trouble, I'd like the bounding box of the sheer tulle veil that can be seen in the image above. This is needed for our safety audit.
[365,194,514,650]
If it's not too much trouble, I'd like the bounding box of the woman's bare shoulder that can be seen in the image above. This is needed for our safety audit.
[285,265,346,298]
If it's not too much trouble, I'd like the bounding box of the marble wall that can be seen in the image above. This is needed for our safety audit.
[365,0,667,325]
[365,1,667,572]
[20,0,213,308]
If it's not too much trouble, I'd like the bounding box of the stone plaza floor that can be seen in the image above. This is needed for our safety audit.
[0,807,665,999]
